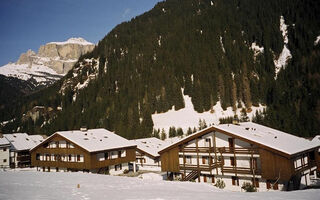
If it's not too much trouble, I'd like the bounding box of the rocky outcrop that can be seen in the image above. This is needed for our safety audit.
[16,37,95,74]
[17,49,36,65]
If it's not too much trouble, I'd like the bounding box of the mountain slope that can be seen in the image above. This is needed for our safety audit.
[1,0,319,138]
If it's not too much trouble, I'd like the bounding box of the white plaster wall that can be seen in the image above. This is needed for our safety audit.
[215,132,230,147]
[109,163,129,175]
[235,139,251,148]
[0,146,10,167]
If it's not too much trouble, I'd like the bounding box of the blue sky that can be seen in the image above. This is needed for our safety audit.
[0,0,161,66]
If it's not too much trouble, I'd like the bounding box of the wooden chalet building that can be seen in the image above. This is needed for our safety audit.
[30,128,137,175]
[159,122,320,191]
[3,133,44,168]
[131,137,168,167]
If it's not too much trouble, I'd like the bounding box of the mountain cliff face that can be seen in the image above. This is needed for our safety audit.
[0,38,94,87]
[1,0,319,139]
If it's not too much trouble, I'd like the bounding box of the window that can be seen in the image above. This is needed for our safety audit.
[232,176,239,186]
[3,147,7,151]
[118,151,122,158]
[186,155,192,164]
[36,153,40,160]
[104,152,109,160]
[205,138,211,147]
[3,159,7,163]
[230,157,235,166]
[252,178,259,188]
[55,141,59,148]
[77,155,81,162]
[46,154,50,161]
[68,155,72,162]
[66,142,70,148]
[202,156,209,164]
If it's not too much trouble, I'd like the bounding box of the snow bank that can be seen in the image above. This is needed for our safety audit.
[152,90,266,134]
[0,171,318,200]
[274,16,292,79]
[250,42,264,60]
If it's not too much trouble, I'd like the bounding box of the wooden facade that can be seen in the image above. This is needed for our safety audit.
[30,133,136,172]
[160,147,179,172]
[159,123,319,191]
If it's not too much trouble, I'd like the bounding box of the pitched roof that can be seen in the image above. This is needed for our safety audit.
[131,137,168,158]
[159,122,319,157]
[0,137,10,147]
[36,128,136,153]
[4,133,44,151]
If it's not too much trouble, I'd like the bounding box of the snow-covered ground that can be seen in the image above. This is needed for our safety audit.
[274,16,292,78]
[0,171,319,200]
[152,91,265,133]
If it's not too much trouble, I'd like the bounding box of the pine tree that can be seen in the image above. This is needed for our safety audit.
[187,127,193,135]
[240,108,249,122]
[169,126,177,138]
[153,128,160,139]
[193,127,197,133]
[160,128,167,140]
[177,127,184,137]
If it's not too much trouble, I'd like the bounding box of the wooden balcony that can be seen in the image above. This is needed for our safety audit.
[217,147,259,154]
[17,155,31,162]
[222,166,261,175]
[179,162,222,171]
[294,160,317,174]
[180,147,259,155]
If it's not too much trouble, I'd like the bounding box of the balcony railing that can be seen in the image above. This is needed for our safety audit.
[222,166,261,175]
[218,147,259,154]
[179,162,222,171]
[294,160,317,173]
[181,147,259,154]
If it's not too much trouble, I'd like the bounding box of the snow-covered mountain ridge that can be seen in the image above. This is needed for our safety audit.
[0,37,94,87]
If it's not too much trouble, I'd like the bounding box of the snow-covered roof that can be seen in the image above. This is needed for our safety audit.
[160,122,319,156]
[217,122,319,155]
[48,37,94,46]
[52,129,136,152]
[131,137,168,158]
[0,137,10,147]
[3,133,44,151]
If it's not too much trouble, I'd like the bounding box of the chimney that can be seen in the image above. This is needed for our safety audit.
[232,115,240,125]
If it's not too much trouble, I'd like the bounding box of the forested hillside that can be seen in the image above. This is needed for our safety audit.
[1,0,319,138]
